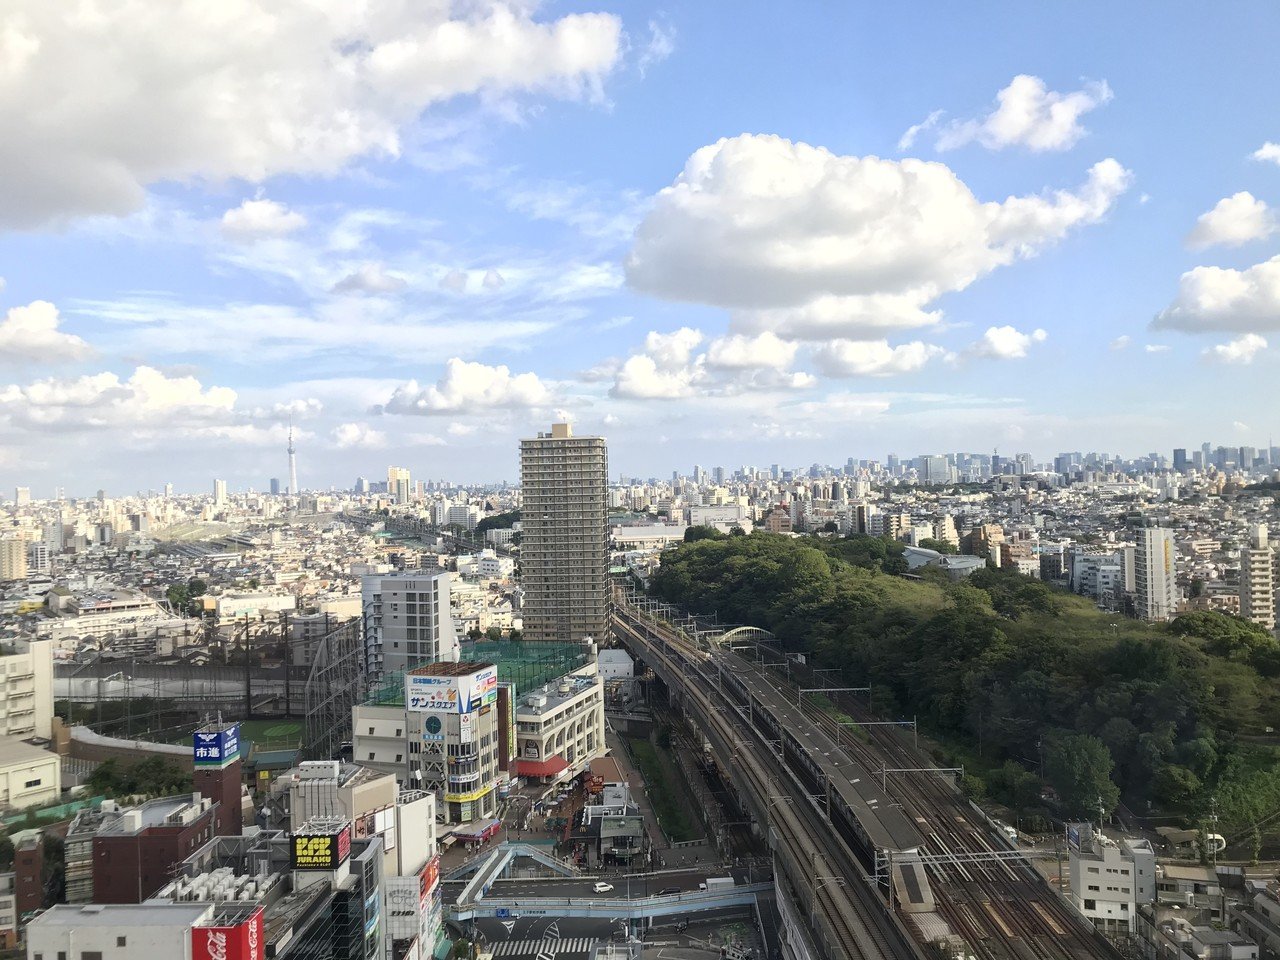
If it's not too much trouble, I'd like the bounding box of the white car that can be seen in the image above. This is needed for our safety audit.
[593,882,614,894]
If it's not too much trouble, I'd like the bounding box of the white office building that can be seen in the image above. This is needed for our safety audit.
[361,571,460,677]
[1067,823,1156,935]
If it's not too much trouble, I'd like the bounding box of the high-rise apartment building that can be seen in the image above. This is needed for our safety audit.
[388,466,412,504]
[1240,524,1276,631]
[520,422,609,643]
[13,487,29,505]
[0,538,27,582]
[361,571,459,677]
[1135,524,1177,621]
[213,478,227,506]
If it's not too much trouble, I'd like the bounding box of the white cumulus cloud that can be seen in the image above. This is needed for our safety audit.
[220,198,306,239]
[812,339,945,377]
[0,365,236,430]
[1154,255,1280,333]
[967,326,1047,360]
[1204,333,1267,365]
[0,300,93,363]
[626,134,1130,340]
[1185,192,1275,249]
[0,2,624,228]
[1110,335,1131,351]
[705,332,798,370]
[381,358,550,415]
[610,354,702,400]
[332,422,387,448]
[1251,142,1280,165]
[933,75,1113,152]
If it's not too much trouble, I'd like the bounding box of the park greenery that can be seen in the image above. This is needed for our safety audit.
[649,532,1280,837]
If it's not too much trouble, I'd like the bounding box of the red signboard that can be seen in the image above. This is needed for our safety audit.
[191,907,265,960]
[419,855,441,905]
[337,825,352,864]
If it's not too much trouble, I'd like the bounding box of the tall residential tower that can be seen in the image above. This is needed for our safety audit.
[1239,524,1276,631]
[520,422,609,643]
[1135,523,1177,622]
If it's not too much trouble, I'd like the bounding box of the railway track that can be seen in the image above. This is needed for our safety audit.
[791,666,1120,960]
[613,609,922,960]
[614,595,1122,960]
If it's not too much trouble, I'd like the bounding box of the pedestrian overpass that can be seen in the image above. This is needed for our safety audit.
[450,883,773,923]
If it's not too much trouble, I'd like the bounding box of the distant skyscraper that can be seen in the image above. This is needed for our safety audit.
[520,422,608,643]
[388,466,412,503]
[269,478,281,495]
[213,479,227,505]
[1135,524,1177,621]
[163,482,173,498]
[14,486,30,505]
[1172,448,1188,473]
[355,476,368,494]
[1239,524,1275,631]
[287,417,298,494]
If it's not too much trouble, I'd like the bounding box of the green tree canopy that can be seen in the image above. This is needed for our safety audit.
[1044,733,1120,818]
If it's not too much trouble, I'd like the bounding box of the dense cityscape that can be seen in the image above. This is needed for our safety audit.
[6,4,1280,960]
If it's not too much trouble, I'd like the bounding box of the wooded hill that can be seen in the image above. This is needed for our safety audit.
[649,530,1280,837]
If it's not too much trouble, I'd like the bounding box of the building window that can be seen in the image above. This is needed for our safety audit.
[23,778,41,788]
[395,754,403,763]
[117,937,127,947]
[1083,899,1096,911]
[368,753,376,761]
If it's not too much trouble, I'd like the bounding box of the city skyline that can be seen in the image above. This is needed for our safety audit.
[3,4,1280,492]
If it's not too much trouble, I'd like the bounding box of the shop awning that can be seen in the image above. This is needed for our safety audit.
[514,755,569,777]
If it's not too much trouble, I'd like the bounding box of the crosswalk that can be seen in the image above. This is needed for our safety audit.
[490,938,598,957]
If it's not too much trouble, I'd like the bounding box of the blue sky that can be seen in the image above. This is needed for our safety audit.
[2,1,1280,494]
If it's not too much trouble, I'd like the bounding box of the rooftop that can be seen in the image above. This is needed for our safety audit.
[368,641,588,706]
[0,736,57,767]
[407,660,493,678]
[30,903,212,927]
[97,793,210,836]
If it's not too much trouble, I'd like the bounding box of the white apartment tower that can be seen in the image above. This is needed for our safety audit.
[1135,524,1177,621]
[362,570,460,677]
[213,478,227,506]
[520,423,609,643]
[1240,523,1276,631]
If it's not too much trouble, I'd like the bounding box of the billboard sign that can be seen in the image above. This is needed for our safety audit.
[291,826,352,870]
[191,907,264,960]
[406,674,461,713]
[420,855,440,904]
[458,712,474,744]
[193,725,240,767]
[407,665,498,713]
[1066,825,1082,851]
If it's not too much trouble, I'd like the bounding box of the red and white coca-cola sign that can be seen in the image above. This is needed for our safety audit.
[191,906,265,960]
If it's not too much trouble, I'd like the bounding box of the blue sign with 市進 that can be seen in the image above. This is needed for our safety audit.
[193,724,240,767]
